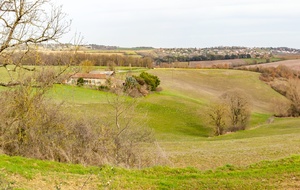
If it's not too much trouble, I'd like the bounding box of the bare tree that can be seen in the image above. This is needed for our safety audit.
[207,102,227,136]
[221,90,251,131]
[103,91,155,168]
[207,90,251,136]
[0,0,70,85]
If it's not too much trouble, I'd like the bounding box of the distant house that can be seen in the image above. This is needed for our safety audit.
[66,70,116,87]
[66,73,107,86]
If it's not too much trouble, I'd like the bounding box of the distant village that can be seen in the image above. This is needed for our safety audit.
[138,47,300,63]
[34,43,300,62]
[154,46,300,58]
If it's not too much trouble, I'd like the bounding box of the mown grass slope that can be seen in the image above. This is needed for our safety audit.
[148,69,287,113]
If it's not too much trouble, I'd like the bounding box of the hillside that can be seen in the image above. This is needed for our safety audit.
[139,69,300,169]
[49,69,289,140]
[147,69,287,113]
[44,68,300,170]
[1,68,300,188]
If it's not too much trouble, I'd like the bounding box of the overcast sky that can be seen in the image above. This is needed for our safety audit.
[56,0,300,48]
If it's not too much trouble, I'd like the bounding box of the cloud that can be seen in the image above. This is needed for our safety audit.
[57,0,300,48]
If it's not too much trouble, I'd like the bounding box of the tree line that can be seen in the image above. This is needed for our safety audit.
[152,54,252,64]
[0,51,154,68]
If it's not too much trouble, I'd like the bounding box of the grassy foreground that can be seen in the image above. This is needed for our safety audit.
[0,154,300,189]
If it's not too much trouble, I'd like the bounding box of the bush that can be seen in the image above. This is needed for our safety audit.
[0,84,75,162]
[98,85,109,91]
[77,77,84,86]
[286,79,300,117]
[124,76,139,90]
[139,72,160,91]
[133,75,146,85]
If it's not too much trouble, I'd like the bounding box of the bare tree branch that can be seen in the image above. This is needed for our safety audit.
[0,0,71,84]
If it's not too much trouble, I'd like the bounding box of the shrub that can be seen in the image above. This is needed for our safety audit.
[124,76,139,91]
[276,65,294,79]
[0,84,74,162]
[286,79,300,117]
[133,75,146,85]
[139,72,160,91]
[77,77,84,86]
[98,85,109,91]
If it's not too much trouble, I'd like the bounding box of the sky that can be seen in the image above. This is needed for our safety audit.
[55,0,300,48]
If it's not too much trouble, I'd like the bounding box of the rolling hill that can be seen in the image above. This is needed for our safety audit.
[45,68,300,169]
[1,67,300,189]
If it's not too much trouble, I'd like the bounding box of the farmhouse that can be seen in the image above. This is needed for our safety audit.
[66,70,117,87]
[66,73,107,86]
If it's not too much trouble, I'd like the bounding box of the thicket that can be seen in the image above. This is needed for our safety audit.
[124,72,161,97]
[243,65,300,117]
[286,79,300,117]
[154,53,251,64]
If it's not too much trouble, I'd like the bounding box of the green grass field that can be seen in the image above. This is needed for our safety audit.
[1,154,300,189]
[1,67,300,189]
